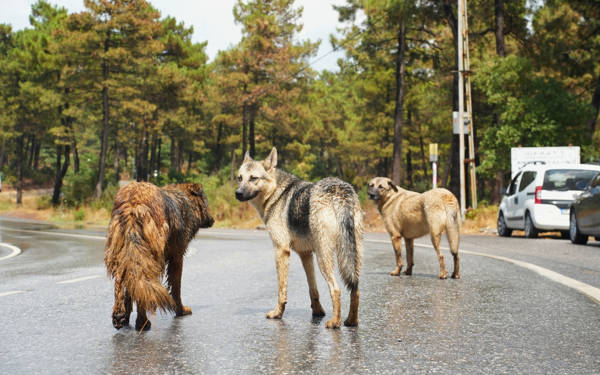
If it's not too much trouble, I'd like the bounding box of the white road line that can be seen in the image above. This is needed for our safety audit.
[0,290,25,297]
[0,226,105,241]
[56,275,101,284]
[365,238,600,304]
[0,242,22,261]
[462,250,600,304]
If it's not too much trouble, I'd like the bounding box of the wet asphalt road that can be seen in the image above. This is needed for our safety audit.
[1,217,599,374]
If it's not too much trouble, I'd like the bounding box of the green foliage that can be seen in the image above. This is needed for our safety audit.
[476,56,592,177]
[73,208,85,221]
[61,154,99,206]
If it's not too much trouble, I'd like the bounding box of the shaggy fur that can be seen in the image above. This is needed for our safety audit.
[235,148,363,328]
[368,177,461,279]
[105,182,214,331]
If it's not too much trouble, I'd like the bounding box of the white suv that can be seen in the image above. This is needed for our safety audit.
[497,163,600,238]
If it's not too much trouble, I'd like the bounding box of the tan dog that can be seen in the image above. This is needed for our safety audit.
[235,148,363,328]
[367,177,461,279]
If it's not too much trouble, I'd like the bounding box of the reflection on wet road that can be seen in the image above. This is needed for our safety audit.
[1,219,599,374]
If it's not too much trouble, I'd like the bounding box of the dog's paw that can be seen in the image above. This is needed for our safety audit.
[135,317,151,331]
[311,300,326,317]
[451,273,460,279]
[438,271,448,279]
[176,306,192,317]
[325,318,341,329]
[266,309,283,319]
[343,318,358,327]
[402,269,412,276]
[112,313,129,329]
[390,267,402,276]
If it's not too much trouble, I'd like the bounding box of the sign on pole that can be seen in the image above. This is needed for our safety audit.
[429,143,438,189]
[510,146,580,178]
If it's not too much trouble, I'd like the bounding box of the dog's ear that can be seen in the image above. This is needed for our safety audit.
[262,147,278,171]
[189,183,204,197]
[388,181,398,192]
[243,151,253,164]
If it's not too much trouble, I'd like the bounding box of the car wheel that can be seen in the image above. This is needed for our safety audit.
[524,212,538,238]
[497,212,512,237]
[569,211,588,245]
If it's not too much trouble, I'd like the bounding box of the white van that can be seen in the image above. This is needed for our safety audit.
[498,163,600,238]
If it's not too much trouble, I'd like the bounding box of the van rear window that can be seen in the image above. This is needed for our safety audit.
[542,169,598,191]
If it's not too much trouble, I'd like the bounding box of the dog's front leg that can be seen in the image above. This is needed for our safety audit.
[267,246,290,319]
[167,256,191,316]
[390,235,403,276]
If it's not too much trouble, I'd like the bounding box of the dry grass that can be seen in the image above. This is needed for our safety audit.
[0,192,111,229]
[0,188,501,235]
[463,204,499,235]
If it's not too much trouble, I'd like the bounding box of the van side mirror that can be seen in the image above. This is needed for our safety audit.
[500,187,507,196]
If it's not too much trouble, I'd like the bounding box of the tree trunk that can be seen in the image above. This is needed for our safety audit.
[28,136,36,169]
[149,133,156,179]
[187,149,193,173]
[406,148,413,189]
[230,148,236,182]
[170,134,177,172]
[52,145,70,206]
[156,137,161,177]
[495,0,506,58]
[0,138,6,169]
[95,34,110,199]
[588,74,600,137]
[214,123,223,171]
[113,125,119,184]
[419,134,429,183]
[176,139,183,173]
[16,135,24,205]
[242,103,248,157]
[249,105,256,157]
[72,137,80,174]
[33,141,40,170]
[391,21,407,185]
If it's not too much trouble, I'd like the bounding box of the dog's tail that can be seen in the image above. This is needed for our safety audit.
[335,191,363,292]
[105,204,175,314]
[444,197,462,254]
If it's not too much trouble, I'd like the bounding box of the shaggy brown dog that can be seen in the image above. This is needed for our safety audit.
[105,182,214,331]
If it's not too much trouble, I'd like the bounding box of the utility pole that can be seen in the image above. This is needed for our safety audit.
[457,0,478,218]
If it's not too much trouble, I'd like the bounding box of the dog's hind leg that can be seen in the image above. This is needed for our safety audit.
[344,288,359,327]
[112,277,129,329]
[167,256,192,317]
[430,230,448,279]
[266,245,290,320]
[446,227,460,279]
[300,253,325,317]
[123,289,132,326]
[315,249,342,329]
[135,307,151,331]
[390,235,404,276]
[403,238,414,276]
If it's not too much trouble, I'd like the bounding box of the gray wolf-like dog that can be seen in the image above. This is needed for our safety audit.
[367,177,461,279]
[105,182,214,331]
[235,148,363,328]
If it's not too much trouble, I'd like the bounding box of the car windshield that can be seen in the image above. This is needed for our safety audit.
[542,169,598,191]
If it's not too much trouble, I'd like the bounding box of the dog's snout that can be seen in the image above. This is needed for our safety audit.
[204,215,215,228]
[235,190,244,201]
